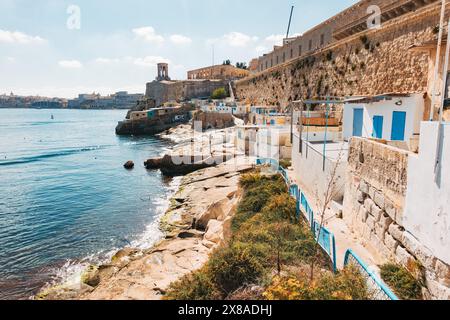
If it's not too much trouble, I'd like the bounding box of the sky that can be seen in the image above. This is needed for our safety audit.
[0,0,358,98]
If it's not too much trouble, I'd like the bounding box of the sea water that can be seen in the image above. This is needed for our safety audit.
[0,109,178,299]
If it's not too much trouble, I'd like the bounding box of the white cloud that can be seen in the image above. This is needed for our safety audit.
[0,29,46,44]
[255,46,267,55]
[92,56,172,68]
[169,34,192,45]
[265,34,285,46]
[94,57,121,64]
[264,33,302,47]
[3,56,16,63]
[132,26,164,44]
[223,32,258,47]
[58,60,83,69]
[132,56,170,67]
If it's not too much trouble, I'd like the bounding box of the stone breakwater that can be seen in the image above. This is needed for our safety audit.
[37,158,253,300]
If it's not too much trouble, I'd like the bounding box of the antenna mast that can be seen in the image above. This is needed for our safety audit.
[286,5,295,40]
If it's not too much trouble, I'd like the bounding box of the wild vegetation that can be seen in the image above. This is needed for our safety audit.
[380,263,424,300]
[165,171,369,300]
[278,159,292,169]
[211,87,228,100]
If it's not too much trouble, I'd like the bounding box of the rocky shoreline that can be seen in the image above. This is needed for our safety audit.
[36,124,253,300]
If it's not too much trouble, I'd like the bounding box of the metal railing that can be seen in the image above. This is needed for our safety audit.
[256,158,399,300]
[344,249,399,300]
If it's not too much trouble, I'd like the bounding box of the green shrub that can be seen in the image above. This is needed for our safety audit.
[279,159,291,169]
[380,263,423,300]
[233,174,286,231]
[165,170,339,300]
[261,194,297,223]
[208,244,264,295]
[165,267,221,300]
[314,266,369,300]
[263,266,369,300]
[211,87,228,99]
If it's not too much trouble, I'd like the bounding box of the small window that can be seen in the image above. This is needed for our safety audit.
[309,39,312,50]
[276,56,279,64]
[299,45,302,56]
[320,34,325,46]
[290,48,293,59]
[271,58,273,67]
[282,52,285,62]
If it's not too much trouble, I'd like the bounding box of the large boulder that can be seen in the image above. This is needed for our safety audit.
[196,198,230,230]
[144,157,163,169]
[146,154,217,176]
[204,219,223,244]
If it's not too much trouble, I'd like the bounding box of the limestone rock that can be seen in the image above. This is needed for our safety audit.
[204,219,223,244]
[81,265,100,287]
[388,223,404,242]
[384,232,399,253]
[395,245,413,265]
[196,198,230,230]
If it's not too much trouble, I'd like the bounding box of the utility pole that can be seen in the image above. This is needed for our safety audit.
[286,6,295,40]
[430,0,446,121]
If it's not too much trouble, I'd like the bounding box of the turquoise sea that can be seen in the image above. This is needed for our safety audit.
[0,108,178,300]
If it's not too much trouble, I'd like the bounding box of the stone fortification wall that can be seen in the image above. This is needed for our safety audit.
[236,3,444,106]
[343,137,450,299]
[146,80,229,107]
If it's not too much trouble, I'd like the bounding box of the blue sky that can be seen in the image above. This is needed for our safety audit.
[0,0,358,98]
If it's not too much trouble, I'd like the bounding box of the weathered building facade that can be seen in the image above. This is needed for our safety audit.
[343,128,450,299]
[236,0,443,108]
[252,0,439,74]
[187,64,249,80]
[145,64,229,107]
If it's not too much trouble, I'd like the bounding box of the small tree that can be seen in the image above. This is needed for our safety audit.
[211,87,228,100]
[223,59,231,66]
[309,146,346,281]
[236,62,248,70]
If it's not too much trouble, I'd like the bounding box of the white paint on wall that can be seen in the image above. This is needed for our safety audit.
[403,121,450,264]
[343,94,424,144]
[292,133,348,201]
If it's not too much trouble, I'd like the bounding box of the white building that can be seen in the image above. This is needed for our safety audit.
[403,121,450,264]
[292,126,347,202]
[343,93,425,151]
[256,126,292,160]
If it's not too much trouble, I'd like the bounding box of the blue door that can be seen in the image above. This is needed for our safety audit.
[372,116,384,139]
[391,111,406,141]
[352,108,364,137]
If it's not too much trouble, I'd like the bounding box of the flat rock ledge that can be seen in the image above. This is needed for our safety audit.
[36,158,253,300]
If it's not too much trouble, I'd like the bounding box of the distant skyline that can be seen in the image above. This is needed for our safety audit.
[0,0,358,98]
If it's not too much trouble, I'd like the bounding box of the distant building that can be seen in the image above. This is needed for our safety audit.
[187,64,249,80]
[68,92,144,109]
[146,63,229,107]
[31,100,67,109]
[0,94,65,109]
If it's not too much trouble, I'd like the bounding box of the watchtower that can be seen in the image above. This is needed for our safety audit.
[156,63,171,81]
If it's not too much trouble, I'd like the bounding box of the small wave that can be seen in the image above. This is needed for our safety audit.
[39,175,183,295]
[0,121,78,128]
[0,146,108,166]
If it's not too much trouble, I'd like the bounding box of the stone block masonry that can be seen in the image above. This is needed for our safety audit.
[235,3,446,106]
[343,137,450,299]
